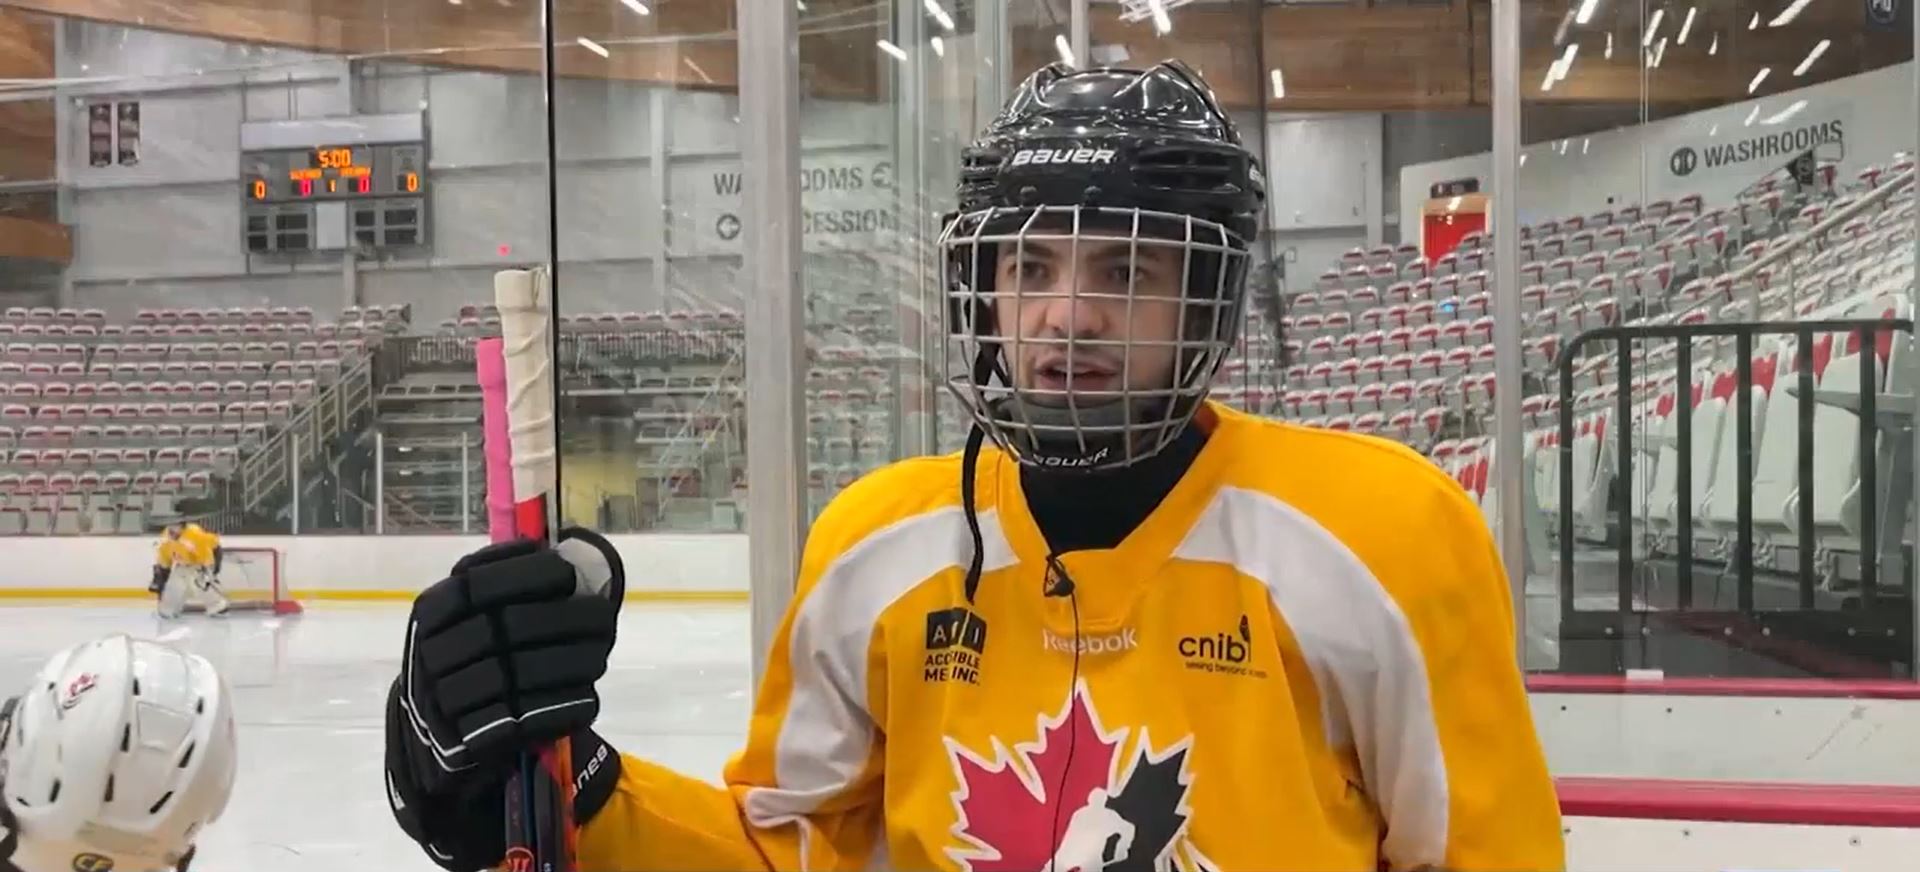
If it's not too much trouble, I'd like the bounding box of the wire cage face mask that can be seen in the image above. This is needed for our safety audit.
[939,204,1249,471]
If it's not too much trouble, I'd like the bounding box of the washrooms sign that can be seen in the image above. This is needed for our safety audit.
[1661,104,1848,188]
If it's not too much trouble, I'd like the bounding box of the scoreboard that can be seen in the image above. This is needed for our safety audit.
[240,113,428,254]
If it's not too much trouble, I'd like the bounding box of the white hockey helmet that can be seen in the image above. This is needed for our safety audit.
[0,635,237,872]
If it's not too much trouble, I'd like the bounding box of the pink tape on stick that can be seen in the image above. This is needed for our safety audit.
[475,336,517,543]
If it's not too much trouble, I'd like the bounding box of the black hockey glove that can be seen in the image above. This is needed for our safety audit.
[383,528,628,872]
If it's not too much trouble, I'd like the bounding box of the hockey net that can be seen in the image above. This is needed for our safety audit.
[191,546,301,615]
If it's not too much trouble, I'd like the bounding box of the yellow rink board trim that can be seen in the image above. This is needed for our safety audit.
[0,588,750,604]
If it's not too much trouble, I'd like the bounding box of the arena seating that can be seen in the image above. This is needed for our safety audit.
[12,149,1911,545]
[0,305,386,535]
[380,303,747,531]
[1257,150,1913,590]
[1320,153,1904,587]
[1518,158,1916,587]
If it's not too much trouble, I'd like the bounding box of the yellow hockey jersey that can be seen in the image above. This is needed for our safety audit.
[156,523,219,568]
[580,403,1564,871]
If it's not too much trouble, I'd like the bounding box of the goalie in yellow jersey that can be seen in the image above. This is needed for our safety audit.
[150,522,229,619]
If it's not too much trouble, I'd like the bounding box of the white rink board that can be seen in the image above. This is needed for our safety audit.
[1565,815,1920,871]
[0,533,751,595]
[1532,692,1920,786]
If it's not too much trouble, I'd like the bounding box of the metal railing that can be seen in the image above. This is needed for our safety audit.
[1674,167,1916,324]
[381,330,745,373]
[237,354,375,513]
[650,347,745,523]
[1553,318,1915,678]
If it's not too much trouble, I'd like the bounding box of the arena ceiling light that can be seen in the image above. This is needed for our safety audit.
[923,0,956,33]
[1709,32,1719,54]
[1118,0,1187,32]
[1763,99,1809,125]
[1605,32,1614,58]
[1642,8,1664,46]
[1794,38,1831,75]
[1770,0,1817,27]
[1055,33,1076,66]
[617,0,649,15]
[575,36,609,58]
[1270,68,1285,99]
[1541,42,1578,91]
[1648,36,1669,68]
[1749,10,1761,29]
[1677,6,1696,43]
[931,35,945,57]
[1147,0,1173,34]
[1574,0,1602,25]
[877,39,907,62]
[1556,41,1580,78]
[1748,65,1771,93]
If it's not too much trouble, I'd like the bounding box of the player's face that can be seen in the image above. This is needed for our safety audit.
[992,237,1184,403]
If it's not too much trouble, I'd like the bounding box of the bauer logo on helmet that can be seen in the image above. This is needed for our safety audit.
[1007,147,1116,168]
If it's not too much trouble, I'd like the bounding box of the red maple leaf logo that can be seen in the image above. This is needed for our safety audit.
[944,682,1127,871]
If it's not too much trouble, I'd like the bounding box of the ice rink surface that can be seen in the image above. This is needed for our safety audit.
[0,603,756,872]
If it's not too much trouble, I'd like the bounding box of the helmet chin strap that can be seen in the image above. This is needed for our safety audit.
[984,394,1181,470]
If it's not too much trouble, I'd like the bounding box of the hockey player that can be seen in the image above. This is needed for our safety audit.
[0,634,238,872]
[383,61,1565,871]
[151,522,228,619]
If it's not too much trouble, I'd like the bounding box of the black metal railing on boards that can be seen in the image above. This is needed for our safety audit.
[381,331,746,375]
[1553,318,1916,679]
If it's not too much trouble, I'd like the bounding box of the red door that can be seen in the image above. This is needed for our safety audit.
[1423,210,1486,263]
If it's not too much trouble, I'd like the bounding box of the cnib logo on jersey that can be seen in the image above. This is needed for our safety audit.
[943,683,1220,872]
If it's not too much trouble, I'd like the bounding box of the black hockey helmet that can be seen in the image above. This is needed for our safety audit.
[938,60,1266,472]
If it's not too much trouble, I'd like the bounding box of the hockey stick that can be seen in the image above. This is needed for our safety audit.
[477,267,573,872]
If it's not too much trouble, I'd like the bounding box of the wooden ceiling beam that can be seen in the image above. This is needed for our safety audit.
[0,8,54,184]
[0,6,53,79]
[0,101,55,183]
[1063,0,1900,112]
[0,0,881,100]
[0,215,71,265]
[0,0,1902,113]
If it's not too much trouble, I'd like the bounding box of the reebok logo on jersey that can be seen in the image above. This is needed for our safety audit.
[925,607,988,685]
[1178,614,1267,679]
[1008,147,1117,168]
[1042,628,1138,656]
